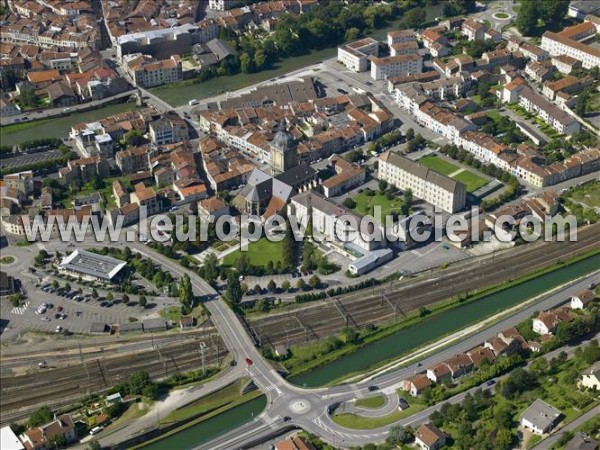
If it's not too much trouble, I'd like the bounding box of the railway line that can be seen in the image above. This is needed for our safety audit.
[250,224,600,348]
[1,224,598,423]
[0,333,226,423]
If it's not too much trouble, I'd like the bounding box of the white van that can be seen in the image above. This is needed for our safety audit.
[89,426,103,435]
[188,99,199,106]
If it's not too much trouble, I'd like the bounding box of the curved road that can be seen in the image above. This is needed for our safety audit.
[114,242,599,449]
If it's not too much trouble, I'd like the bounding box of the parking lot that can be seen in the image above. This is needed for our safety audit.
[0,149,64,169]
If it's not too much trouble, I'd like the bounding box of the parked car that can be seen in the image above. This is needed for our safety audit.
[55,326,62,333]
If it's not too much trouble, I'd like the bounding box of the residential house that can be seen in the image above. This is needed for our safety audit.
[520,399,562,435]
[532,307,571,335]
[571,289,596,309]
[322,155,365,198]
[415,423,448,450]
[580,362,600,390]
[403,373,432,397]
[130,184,161,216]
[426,363,452,384]
[197,196,230,220]
[20,415,76,450]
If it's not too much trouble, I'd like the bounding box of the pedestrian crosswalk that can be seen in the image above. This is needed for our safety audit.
[11,301,30,315]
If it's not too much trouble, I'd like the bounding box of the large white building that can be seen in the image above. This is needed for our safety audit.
[370,54,423,80]
[288,191,383,253]
[337,38,379,72]
[124,54,182,88]
[378,151,466,213]
[541,31,600,69]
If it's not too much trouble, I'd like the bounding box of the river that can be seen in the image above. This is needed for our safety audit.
[149,4,445,106]
[0,102,138,147]
[139,252,600,449]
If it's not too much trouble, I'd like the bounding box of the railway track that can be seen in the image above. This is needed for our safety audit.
[0,334,226,423]
[1,224,598,423]
[250,224,600,347]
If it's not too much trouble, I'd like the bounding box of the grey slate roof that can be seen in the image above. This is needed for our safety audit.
[381,151,464,194]
[521,399,561,432]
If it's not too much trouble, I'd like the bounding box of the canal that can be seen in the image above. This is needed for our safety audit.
[149,4,445,106]
[140,252,600,449]
[141,396,267,450]
[0,101,138,147]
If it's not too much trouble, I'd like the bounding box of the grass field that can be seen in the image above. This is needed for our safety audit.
[222,238,285,268]
[351,190,405,216]
[568,180,600,208]
[159,379,247,425]
[418,154,489,192]
[354,395,385,409]
[453,170,489,192]
[417,154,460,176]
[333,393,426,429]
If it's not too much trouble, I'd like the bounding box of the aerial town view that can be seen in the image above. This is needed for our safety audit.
[0,0,600,449]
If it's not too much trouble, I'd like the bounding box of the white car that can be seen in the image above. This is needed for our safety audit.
[55,326,62,333]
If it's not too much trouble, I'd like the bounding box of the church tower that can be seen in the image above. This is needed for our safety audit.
[269,120,298,173]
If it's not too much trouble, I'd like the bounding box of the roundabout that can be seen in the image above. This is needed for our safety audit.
[289,399,311,415]
[0,255,15,265]
[493,12,510,20]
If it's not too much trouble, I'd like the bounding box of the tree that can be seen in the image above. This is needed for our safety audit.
[267,279,277,292]
[345,27,360,42]
[91,288,98,299]
[281,280,291,292]
[575,88,591,116]
[343,198,357,209]
[378,179,388,193]
[48,434,67,449]
[128,371,151,395]
[179,274,193,312]
[387,424,414,445]
[254,284,262,294]
[341,327,359,344]
[239,52,254,74]
[405,128,415,141]
[309,274,321,288]
[122,293,130,304]
[516,0,538,36]
[106,292,114,302]
[226,275,243,305]
[64,282,71,292]
[51,280,59,290]
[495,428,513,450]
[121,129,143,148]
[203,253,219,284]
[29,406,53,427]
[252,49,266,71]
[529,357,549,377]
[87,440,101,450]
[139,295,147,308]
[296,279,306,290]
[19,85,38,108]
[403,7,426,28]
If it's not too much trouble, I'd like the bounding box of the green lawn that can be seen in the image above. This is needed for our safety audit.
[222,238,285,268]
[355,395,386,409]
[568,180,600,208]
[453,170,489,192]
[351,191,405,216]
[159,379,248,425]
[333,401,425,429]
[417,154,461,176]
[418,154,488,192]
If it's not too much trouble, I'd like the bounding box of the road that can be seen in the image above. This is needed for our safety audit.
[0,90,135,126]
[530,404,600,449]
[193,273,599,449]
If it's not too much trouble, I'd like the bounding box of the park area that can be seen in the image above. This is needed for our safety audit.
[222,238,285,268]
[567,180,600,209]
[351,190,406,216]
[418,154,488,192]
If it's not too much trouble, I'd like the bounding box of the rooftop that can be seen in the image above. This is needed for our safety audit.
[59,249,126,281]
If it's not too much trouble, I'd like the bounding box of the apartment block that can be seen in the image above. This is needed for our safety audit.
[337,38,379,72]
[370,54,423,80]
[378,151,466,213]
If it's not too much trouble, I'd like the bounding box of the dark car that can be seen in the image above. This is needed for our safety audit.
[282,416,291,422]
[486,379,496,386]
[230,360,237,366]
[367,385,378,391]
[336,88,348,94]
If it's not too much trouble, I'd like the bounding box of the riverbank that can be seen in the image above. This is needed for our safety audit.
[284,248,600,386]
[128,249,599,449]
[0,101,137,147]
